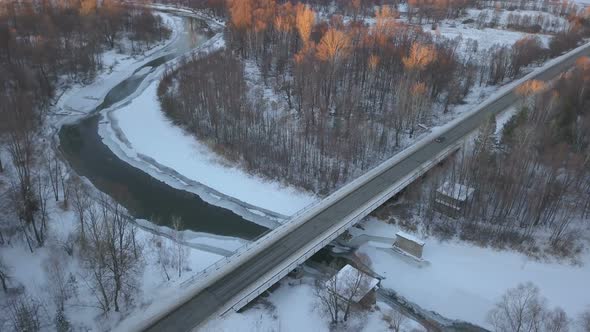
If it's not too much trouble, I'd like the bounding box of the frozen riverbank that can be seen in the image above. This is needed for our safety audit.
[99,78,318,218]
[93,22,319,222]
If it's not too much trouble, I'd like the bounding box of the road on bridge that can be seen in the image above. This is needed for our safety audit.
[142,44,590,332]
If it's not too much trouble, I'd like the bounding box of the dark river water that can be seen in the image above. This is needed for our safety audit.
[58,15,267,240]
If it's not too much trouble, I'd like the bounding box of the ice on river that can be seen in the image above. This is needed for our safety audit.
[100,80,317,217]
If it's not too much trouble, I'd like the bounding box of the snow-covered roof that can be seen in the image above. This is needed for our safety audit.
[328,264,380,303]
[436,181,475,202]
[396,231,425,246]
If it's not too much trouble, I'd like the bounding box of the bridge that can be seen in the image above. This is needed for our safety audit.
[128,42,590,332]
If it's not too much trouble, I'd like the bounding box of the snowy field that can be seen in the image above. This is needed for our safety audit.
[418,8,558,55]
[350,218,590,329]
[429,23,552,52]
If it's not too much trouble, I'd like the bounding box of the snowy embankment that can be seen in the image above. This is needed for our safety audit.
[96,28,318,224]
[350,218,590,329]
[135,219,246,255]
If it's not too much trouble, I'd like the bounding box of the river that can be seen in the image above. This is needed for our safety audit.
[58,13,267,240]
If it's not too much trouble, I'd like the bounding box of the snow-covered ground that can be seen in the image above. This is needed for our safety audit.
[55,14,182,117]
[6,4,581,330]
[417,8,559,56]
[0,9,250,331]
[135,219,247,253]
[202,278,424,332]
[350,218,590,329]
[0,176,227,331]
[430,23,552,52]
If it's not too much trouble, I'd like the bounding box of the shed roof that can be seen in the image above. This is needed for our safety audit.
[328,264,380,302]
[437,181,475,202]
[396,231,425,246]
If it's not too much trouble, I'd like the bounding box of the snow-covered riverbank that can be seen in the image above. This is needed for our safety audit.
[90,20,319,225]
[0,9,255,331]
[349,218,590,329]
[54,14,182,119]
[100,78,318,218]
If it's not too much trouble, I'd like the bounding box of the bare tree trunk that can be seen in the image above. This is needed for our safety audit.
[0,258,9,292]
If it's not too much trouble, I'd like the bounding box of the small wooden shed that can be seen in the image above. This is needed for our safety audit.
[327,264,380,305]
[434,181,475,218]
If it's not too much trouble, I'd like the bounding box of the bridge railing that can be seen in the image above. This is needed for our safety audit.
[183,37,590,306]
[203,40,590,315]
[129,19,590,330]
[228,140,463,312]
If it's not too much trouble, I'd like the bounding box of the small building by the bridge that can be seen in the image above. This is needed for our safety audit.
[434,181,475,218]
[328,264,380,307]
[394,231,425,259]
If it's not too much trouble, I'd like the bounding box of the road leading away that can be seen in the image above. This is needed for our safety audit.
[143,44,590,332]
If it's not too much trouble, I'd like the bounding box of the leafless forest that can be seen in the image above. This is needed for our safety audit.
[0,0,169,250]
[158,0,589,194]
[0,1,172,326]
[394,59,590,258]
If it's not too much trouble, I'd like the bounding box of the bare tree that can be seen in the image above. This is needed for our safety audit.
[82,196,142,313]
[295,4,315,46]
[0,256,9,292]
[579,309,590,332]
[44,151,62,202]
[151,233,173,281]
[44,251,77,312]
[171,216,188,278]
[7,294,45,332]
[383,309,407,332]
[69,176,92,242]
[4,94,46,249]
[488,283,547,332]
[44,250,77,332]
[315,271,341,324]
[315,264,371,325]
[544,307,570,332]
